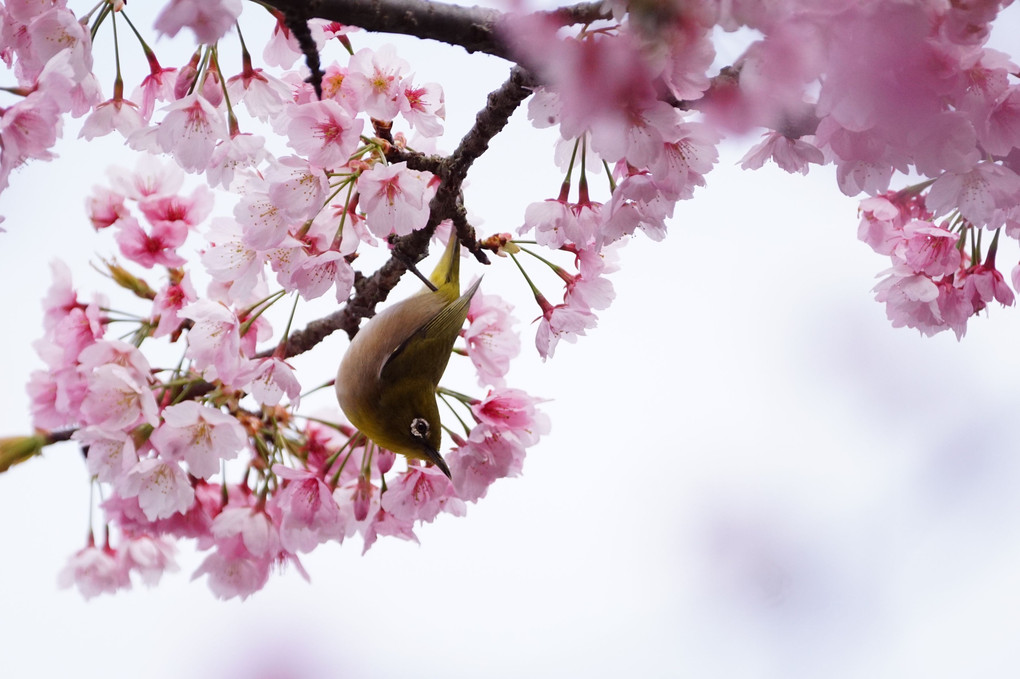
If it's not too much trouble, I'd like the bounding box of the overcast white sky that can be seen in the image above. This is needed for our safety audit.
[4,3,1020,678]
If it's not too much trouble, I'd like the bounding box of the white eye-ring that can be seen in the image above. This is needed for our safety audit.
[410,417,430,439]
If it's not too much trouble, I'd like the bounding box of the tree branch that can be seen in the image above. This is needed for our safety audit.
[262,0,609,61]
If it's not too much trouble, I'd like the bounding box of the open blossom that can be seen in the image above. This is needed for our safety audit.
[154,0,242,44]
[357,162,437,237]
[120,535,179,587]
[401,81,445,136]
[155,94,226,172]
[118,457,196,521]
[381,467,464,524]
[80,364,159,432]
[446,425,529,503]
[227,62,292,123]
[149,401,247,479]
[265,156,332,223]
[138,185,213,228]
[926,161,1020,228]
[471,388,548,441]
[896,220,962,276]
[114,216,189,269]
[740,131,825,175]
[534,294,598,360]
[346,45,409,120]
[192,535,271,601]
[79,96,145,141]
[269,465,344,553]
[201,218,267,298]
[58,541,129,599]
[244,357,302,407]
[212,504,281,557]
[465,291,519,388]
[284,99,363,170]
[178,299,252,385]
[72,426,137,484]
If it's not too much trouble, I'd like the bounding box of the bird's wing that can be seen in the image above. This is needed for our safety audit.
[381,277,483,385]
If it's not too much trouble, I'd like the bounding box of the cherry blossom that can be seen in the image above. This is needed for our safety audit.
[357,162,436,237]
[155,94,226,172]
[284,99,364,170]
[149,401,247,479]
[346,44,409,120]
[154,0,242,45]
[118,457,196,522]
[269,465,344,553]
[58,540,129,599]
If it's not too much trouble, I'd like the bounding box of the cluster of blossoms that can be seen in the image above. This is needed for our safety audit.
[4,0,1020,597]
[1,0,553,599]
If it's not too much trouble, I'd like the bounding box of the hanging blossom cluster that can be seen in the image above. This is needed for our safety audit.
[2,0,1020,597]
[0,0,553,599]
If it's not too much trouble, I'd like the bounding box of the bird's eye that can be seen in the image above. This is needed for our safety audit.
[410,417,430,439]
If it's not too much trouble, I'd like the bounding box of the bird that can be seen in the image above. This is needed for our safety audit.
[335,230,480,479]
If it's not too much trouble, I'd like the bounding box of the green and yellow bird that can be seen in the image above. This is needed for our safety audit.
[335,231,480,478]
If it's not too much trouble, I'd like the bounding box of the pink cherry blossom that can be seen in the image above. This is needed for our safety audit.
[897,220,962,276]
[401,81,445,137]
[346,45,410,120]
[244,357,302,407]
[132,59,178,121]
[27,367,86,430]
[927,161,1020,228]
[178,299,252,385]
[357,162,437,237]
[78,90,145,141]
[522,198,572,249]
[192,535,271,601]
[465,290,520,388]
[119,534,179,587]
[471,388,547,435]
[227,61,292,123]
[261,11,302,69]
[155,94,226,172]
[206,131,267,190]
[382,466,464,524]
[118,457,196,521]
[108,154,185,201]
[149,401,247,479]
[201,217,268,298]
[114,216,188,269]
[960,263,1015,312]
[446,425,528,503]
[78,339,152,384]
[265,156,333,223]
[319,63,363,114]
[269,464,344,552]
[138,184,213,228]
[80,364,158,432]
[740,132,825,175]
[152,271,197,338]
[284,99,364,170]
[58,540,130,599]
[212,504,280,557]
[72,426,137,483]
[86,186,128,230]
[534,294,598,360]
[360,507,419,554]
[154,0,242,44]
[0,91,61,164]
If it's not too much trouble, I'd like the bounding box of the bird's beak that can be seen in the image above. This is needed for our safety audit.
[421,443,452,480]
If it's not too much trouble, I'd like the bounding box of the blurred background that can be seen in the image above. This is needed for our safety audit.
[4,2,1020,678]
